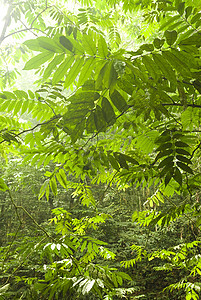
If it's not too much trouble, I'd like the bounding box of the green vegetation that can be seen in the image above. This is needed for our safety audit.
[0,0,201,298]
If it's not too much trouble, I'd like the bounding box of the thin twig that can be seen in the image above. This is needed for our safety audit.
[0,115,61,145]
[190,142,201,159]
[30,6,53,28]
[7,188,53,239]
[99,171,118,203]
[82,107,131,149]
[162,103,201,109]
[2,27,46,41]
[8,189,22,224]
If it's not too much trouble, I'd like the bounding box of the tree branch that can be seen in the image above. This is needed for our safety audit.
[7,188,53,239]
[0,115,61,145]
[162,103,201,109]
[30,5,53,28]
[2,27,46,41]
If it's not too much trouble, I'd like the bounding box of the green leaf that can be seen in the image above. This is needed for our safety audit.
[86,112,96,133]
[185,6,193,19]
[162,50,191,77]
[114,153,129,169]
[110,89,128,112]
[82,34,97,55]
[52,55,74,85]
[59,169,68,186]
[103,61,118,91]
[158,156,174,169]
[117,272,132,281]
[28,90,35,99]
[175,141,189,148]
[160,163,174,177]
[165,172,172,186]
[180,32,201,46]
[108,154,120,171]
[153,38,165,49]
[164,30,178,45]
[98,35,108,57]
[173,167,182,185]
[177,161,193,174]
[83,279,95,294]
[94,60,108,89]
[122,154,139,165]
[155,149,173,162]
[155,133,171,144]
[50,177,58,196]
[191,12,201,24]
[23,39,44,52]
[176,148,191,156]
[43,54,65,81]
[160,15,181,30]
[71,119,85,143]
[117,77,134,95]
[37,36,63,53]
[94,105,107,132]
[78,57,95,87]
[176,155,192,164]
[101,97,116,125]
[142,55,159,80]
[0,284,10,295]
[152,53,176,84]
[70,37,84,54]
[14,90,28,99]
[21,100,29,114]
[23,52,54,70]
[130,60,149,83]
[56,172,67,189]
[68,91,99,106]
[0,178,8,191]
[193,80,201,94]
[65,57,85,88]
[13,101,22,115]
[59,36,74,53]
[177,1,185,15]
[140,43,154,52]
[156,142,172,151]
[88,241,93,253]
[38,180,49,200]
[81,240,87,252]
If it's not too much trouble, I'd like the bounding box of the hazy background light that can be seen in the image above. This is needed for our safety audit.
[0,2,8,29]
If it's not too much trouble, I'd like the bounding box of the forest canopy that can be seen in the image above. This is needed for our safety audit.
[0,0,201,299]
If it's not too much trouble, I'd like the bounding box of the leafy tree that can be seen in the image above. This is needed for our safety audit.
[0,0,201,298]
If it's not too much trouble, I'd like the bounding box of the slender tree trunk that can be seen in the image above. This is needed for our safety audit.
[0,4,12,45]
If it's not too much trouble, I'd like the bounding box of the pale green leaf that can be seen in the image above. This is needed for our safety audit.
[0,178,8,191]
[52,55,74,85]
[64,57,85,88]
[50,176,58,196]
[78,57,95,87]
[98,35,108,57]
[82,34,97,55]
[23,52,54,70]
[43,54,65,81]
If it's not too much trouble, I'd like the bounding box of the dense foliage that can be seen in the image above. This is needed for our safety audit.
[0,0,201,298]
